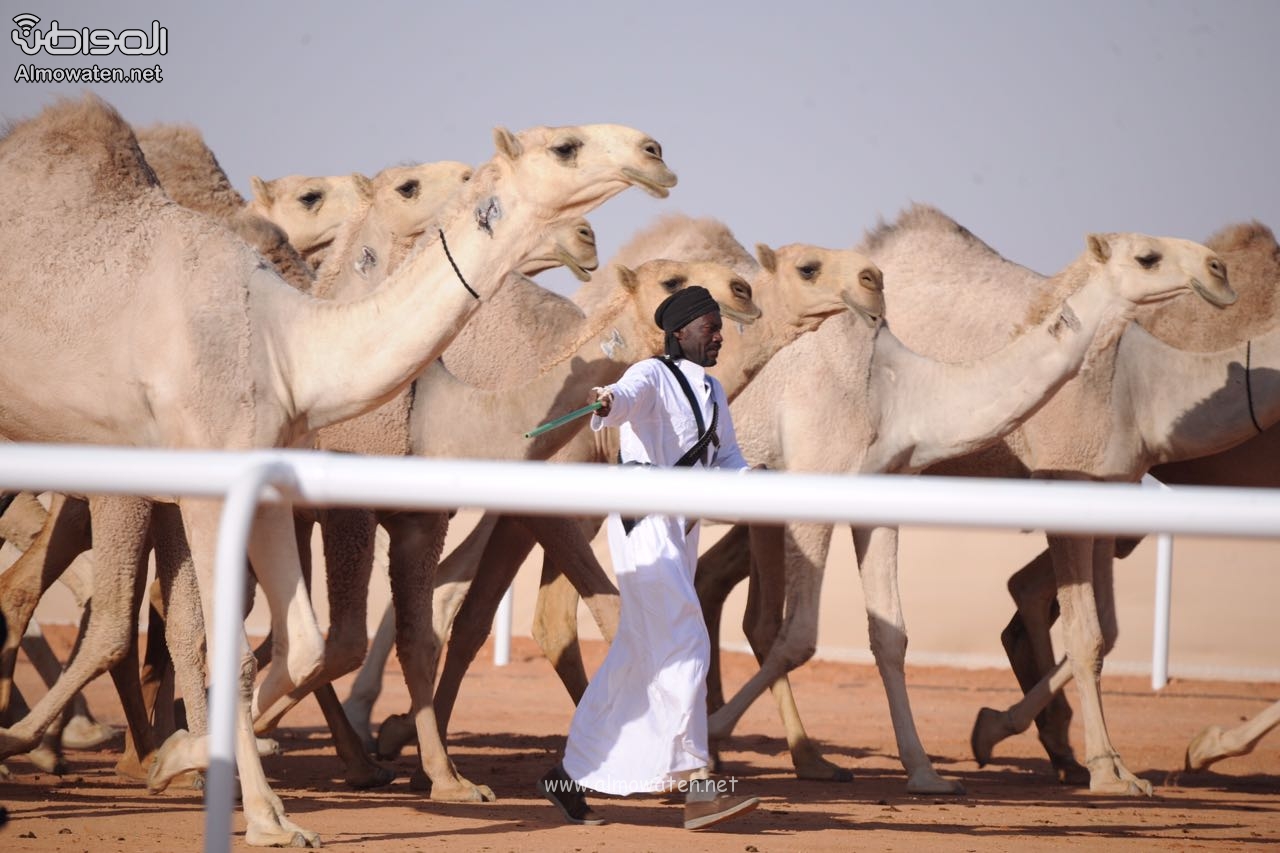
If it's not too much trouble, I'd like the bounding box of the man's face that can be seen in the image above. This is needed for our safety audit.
[675,309,724,367]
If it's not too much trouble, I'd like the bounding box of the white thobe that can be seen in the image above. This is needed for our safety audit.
[562,357,748,795]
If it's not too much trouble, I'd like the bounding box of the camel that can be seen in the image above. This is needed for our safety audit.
[247,171,370,269]
[393,233,888,766]
[0,122,322,781]
[339,214,763,744]
[325,246,771,795]
[0,94,676,847]
[694,212,1234,795]
[961,221,1280,781]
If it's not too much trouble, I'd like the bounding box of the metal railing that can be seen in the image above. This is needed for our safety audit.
[2,442,1278,852]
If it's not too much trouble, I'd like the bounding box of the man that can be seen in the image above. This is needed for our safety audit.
[539,285,763,831]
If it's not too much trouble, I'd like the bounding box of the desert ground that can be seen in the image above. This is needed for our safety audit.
[4,508,1278,850]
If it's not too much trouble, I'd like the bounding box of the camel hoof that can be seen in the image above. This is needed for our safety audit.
[1184,725,1224,772]
[375,714,416,761]
[796,765,854,782]
[793,747,855,778]
[340,700,376,754]
[1091,777,1153,797]
[245,827,322,848]
[970,707,1012,767]
[148,729,196,794]
[1053,757,1091,786]
[345,762,395,790]
[409,768,496,802]
[61,717,120,751]
[115,753,152,783]
[26,743,67,775]
[906,774,966,796]
[257,737,280,757]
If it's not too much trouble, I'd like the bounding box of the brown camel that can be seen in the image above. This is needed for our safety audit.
[0,94,676,847]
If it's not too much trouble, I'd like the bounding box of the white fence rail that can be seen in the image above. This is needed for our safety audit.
[2,442,1279,853]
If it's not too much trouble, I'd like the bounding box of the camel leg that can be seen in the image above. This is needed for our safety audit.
[387,510,495,801]
[0,496,150,761]
[1186,698,1280,771]
[376,511,504,761]
[0,492,49,552]
[1000,547,1085,782]
[431,515,539,745]
[20,611,119,752]
[740,521,851,782]
[1047,535,1148,795]
[524,514,617,663]
[855,525,963,793]
[707,522,830,755]
[149,497,320,848]
[695,523,752,715]
[300,507,394,789]
[342,595,396,752]
[0,493,91,715]
[243,501,326,726]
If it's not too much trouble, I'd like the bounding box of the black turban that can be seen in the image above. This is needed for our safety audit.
[653,285,719,358]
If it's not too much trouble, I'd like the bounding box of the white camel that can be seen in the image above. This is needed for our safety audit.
[695,219,1234,795]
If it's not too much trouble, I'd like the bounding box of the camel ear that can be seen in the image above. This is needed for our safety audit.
[1087,233,1112,263]
[756,243,777,274]
[250,176,273,205]
[352,173,373,201]
[494,127,523,160]
[615,264,638,292]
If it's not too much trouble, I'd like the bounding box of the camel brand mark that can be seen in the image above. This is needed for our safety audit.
[10,15,167,56]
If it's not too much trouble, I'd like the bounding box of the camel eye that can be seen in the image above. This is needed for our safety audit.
[730,279,752,302]
[797,263,820,281]
[396,179,420,200]
[550,139,582,161]
[661,277,684,292]
[1136,251,1161,270]
[299,190,323,210]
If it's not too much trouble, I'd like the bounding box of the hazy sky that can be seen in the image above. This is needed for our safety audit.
[3,1,1277,295]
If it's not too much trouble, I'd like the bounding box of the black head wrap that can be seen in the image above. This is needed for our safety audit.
[653,285,719,359]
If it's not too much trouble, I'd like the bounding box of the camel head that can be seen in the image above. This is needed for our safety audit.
[369,160,473,239]
[490,124,677,221]
[1085,233,1235,309]
[519,218,599,282]
[248,172,372,254]
[617,259,762,341]
[755,244,885,329]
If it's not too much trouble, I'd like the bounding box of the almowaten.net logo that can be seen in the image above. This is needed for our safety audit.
[11,14,166,83]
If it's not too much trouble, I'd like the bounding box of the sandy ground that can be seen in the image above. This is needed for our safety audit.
[1,629,1278,852]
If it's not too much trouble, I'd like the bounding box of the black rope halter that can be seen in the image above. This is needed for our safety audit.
[439,228,480,300]
[1246,339,1264,434]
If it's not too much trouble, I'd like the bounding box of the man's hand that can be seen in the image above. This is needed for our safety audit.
[591,386,614,417]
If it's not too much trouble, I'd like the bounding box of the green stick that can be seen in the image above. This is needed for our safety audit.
[523,400,604,439]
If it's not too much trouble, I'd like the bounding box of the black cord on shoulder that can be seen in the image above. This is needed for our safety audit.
[439,229,480,301]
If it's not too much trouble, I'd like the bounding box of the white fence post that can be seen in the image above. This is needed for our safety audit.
[494,584,513,666]
[205,461,295,853]
[1142,474,1175,691]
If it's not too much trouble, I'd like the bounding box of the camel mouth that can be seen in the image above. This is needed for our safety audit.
[843,292,886,328]
[556,247,596,282]
[721,304,762,326]
[621,166,677,199]
[1191,277,1237,308]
